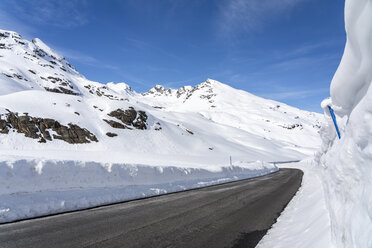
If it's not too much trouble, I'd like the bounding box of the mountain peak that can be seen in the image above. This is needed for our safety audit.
[205,78,220,84]
[106,82,134,95]
[31,38,63,61]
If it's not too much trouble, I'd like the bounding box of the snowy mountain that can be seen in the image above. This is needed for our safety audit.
[0,29,323,166]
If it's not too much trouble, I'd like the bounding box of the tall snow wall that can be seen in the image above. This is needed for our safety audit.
[317,0,372,247]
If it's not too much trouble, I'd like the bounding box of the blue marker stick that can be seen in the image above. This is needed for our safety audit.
[328,106,341,139]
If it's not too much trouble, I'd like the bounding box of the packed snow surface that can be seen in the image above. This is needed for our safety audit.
[257,160,334,248]
[317,0,372,247]
[0,29,323,222]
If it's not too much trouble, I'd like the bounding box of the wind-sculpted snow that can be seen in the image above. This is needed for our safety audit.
[0,156,277,223]
[317,0,372,247]
[329,0,372,116]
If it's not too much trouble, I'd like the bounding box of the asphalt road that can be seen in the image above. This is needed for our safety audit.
[0,168,303,248]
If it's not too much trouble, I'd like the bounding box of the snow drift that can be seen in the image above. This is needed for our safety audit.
[317,0,372,247]
[0,156,277,223]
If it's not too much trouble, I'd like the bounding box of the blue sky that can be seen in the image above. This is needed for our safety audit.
[0,0,346,112]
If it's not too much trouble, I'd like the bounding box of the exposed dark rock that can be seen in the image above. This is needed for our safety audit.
[200,94,216,100]
[12,73,23,80]
[108,107,147,130]
[84,84,126,101]
[154,122,162,131]
[0,110,98,144]
[280,123,303,130]
[106,132,118,137]
[74,112,80,116]
[186,129,194,135]
[103,119,127,129]
[28,69,36,74]
[2,73,13,78]
[44,87,79,96]
[34,48,47,57]
[53,123,98,144]
[47,76,62,82]
[15,39,25,45]
[66,62,75,70]
[38,63,54,69]
[0,119,9,134]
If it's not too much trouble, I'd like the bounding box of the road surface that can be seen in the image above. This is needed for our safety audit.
[0,168,303,248]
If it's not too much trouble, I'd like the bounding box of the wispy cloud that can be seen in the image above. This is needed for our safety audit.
[44,45,118,73]
[269,53,339,71]
[5,0,89,28]
[219,0,306,34]
[257,88,329,100]
[57,48,98,64]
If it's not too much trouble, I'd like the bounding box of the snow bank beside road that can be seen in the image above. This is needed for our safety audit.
[317,0,372,247]
[257,160,334,248]
[0,156,277,223]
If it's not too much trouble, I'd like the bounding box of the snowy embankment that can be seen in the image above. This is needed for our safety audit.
[315,0,372,247]
[0,155,277,223]
[257,160,334,248]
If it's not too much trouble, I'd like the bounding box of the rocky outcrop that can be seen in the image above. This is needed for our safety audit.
[106,132,118,137]
[186,129,194,135]
[154,122,162,131]
[103,119,127,129]
[83,84,127,101]
[0,110,98,144]
[279,123,303,130]
[44,87,79,96]
[107,107,147,130]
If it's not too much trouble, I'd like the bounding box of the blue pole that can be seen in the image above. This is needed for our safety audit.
[328,106,341,139]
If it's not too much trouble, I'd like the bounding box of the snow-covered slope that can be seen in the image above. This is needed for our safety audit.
[316,0,372,247]
[141,79,321,153]
[0,29,323,165]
